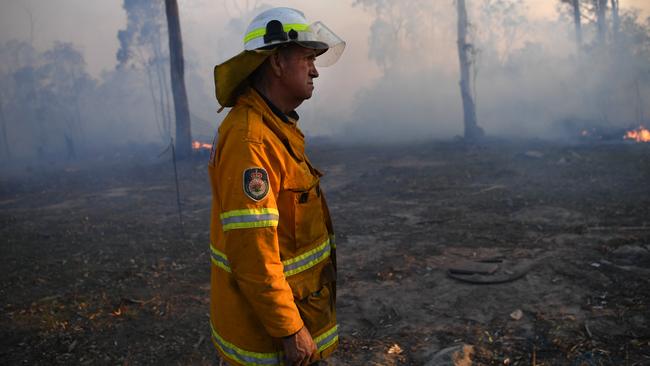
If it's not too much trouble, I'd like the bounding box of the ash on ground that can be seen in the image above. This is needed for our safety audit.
[1,139,649,365]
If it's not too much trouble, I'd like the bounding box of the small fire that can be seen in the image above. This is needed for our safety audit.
[192,141,212,150]
[624,126,650,143]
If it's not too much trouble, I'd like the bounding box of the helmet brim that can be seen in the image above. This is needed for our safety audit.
[215,19,346,108]
[214,49,276,108]
[295,40,329,51]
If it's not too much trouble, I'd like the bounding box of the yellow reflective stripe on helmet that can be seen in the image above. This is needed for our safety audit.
[243,23,310,43]
[220,208,279,232]
[281,238,331,277]
[210,322,338,365]
[210,245,232,273]
[210,322,283,365]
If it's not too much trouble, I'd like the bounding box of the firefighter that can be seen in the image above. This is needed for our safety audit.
[208,7,345,366]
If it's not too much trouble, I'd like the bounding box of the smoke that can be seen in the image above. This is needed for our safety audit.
[1,0,649,164]
[326,0,650,142]
[0,41,91,159]
[0,0,216,162]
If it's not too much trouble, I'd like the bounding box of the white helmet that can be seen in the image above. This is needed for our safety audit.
[242,7,345,67]
[214,7,345,108]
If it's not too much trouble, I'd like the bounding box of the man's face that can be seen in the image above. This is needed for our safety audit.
[278,45,320,101]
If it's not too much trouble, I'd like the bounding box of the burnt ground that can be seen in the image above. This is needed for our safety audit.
[1,139,649,365]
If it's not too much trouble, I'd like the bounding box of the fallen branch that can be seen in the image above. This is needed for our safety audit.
[447,255,551,284]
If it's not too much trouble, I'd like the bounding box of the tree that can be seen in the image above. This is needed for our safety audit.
[610,0,620,43]
[0,41,42,156]
[456,0,484,141]
[38,42,93,157]
[477,0,528,65]
[353,0,430,72]
[595,0,608,46]
[561,0,623,51]
[0,41,93,158]
[117,0,173,142]
[561,0,584,54]
[164,0,191,158]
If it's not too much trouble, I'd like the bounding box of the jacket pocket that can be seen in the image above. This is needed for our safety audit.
[288,262,336,335]
[285,166,328,248]
[293,186,328,248]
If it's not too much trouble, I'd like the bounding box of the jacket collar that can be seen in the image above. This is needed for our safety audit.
[253,87,300,125]
[238,87,307,161]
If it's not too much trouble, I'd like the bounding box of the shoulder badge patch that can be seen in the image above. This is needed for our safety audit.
[243,167,269,201]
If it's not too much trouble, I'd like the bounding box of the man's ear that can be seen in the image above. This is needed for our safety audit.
[269,53,283,78]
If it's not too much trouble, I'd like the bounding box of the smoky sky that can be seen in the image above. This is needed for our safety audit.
[335,0,650,142]
[0,0,649,162]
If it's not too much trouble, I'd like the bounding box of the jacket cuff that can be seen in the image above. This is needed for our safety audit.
[270,318,304,339]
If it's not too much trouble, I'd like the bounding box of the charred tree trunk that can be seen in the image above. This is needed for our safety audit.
[572,0,583,54]
[596,0,608,46]
[455,0,484,142]
[164,0,191,158]
[610,0,619,43]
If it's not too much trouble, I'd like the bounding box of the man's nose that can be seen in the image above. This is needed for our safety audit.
[309,64,319,79]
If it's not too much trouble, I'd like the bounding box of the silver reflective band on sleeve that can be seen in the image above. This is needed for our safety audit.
[220,208,279,231]
[211,322,283,365]
[281,238,331,277]
[209,237,331,277]
[221,213,278,226]
[210,245,231,273]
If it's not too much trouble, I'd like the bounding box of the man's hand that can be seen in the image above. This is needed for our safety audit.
[282,326,317,366]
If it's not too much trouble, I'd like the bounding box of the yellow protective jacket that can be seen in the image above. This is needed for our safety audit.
[208,88,338,366]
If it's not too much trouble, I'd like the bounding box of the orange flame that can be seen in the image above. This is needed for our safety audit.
[624,126,650,143]
[192,141,212,150]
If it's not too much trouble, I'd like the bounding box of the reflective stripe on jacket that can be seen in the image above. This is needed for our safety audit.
[209,88,338,366]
